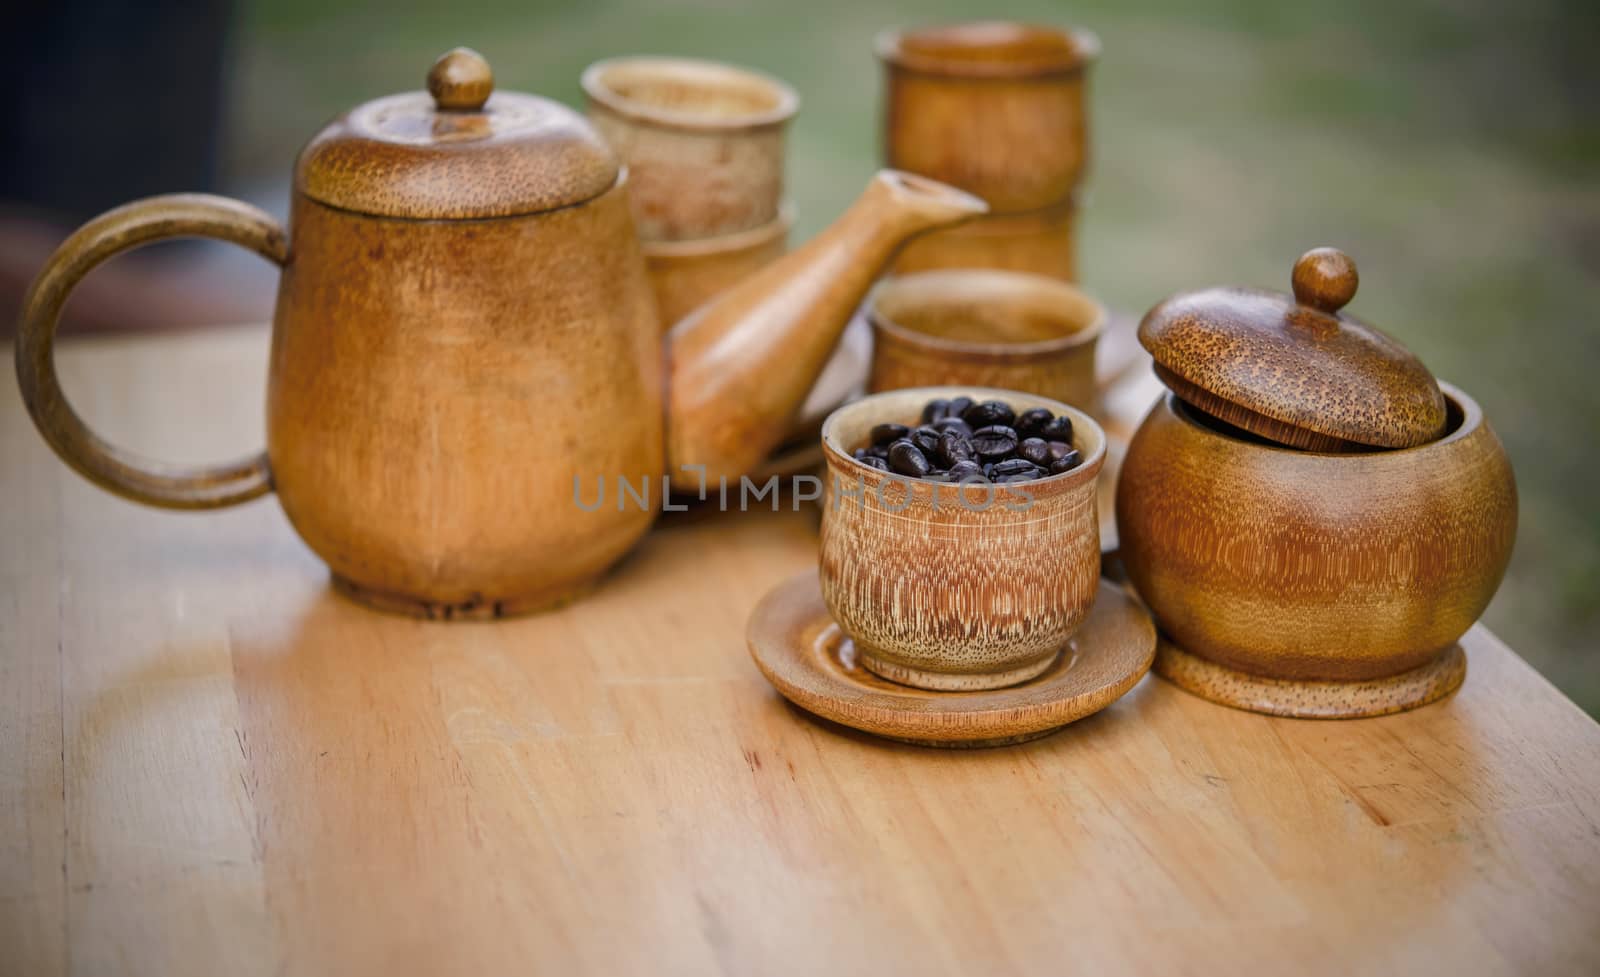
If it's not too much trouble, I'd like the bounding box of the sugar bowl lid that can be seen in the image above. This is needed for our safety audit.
[294,48,620,220]
[1138,248,1447,450]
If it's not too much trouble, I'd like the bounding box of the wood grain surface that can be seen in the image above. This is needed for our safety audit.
[878,22,1096,212]
[1135,248,1447,451]
[3,327,1599,977]
[583,56,798,242]
[1117,386,1516,686]
[266,185,663,617]
[818,388,1105,690]
[748,571,1155,745]
[296,49,622,221]
[867,268,1103,409]
[891,195,1080,282]
[641,205,792,329]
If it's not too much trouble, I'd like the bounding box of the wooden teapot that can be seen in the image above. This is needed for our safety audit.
[15,49,987,618]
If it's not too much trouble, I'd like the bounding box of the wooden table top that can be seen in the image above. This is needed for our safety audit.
[4,326,1599,977]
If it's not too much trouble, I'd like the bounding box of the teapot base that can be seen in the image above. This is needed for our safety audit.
[1154,636,1466,719]
[331,573,599,621]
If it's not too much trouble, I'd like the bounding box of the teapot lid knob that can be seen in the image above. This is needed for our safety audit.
[428,48,494,112]
[1291,247,1359,313]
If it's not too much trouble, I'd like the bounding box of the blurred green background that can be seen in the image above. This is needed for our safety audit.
[12,0,1600,710]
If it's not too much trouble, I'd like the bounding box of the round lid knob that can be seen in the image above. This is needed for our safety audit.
[428,47,494,112]
[293,48,620,220]
[1291,247,1359,313]
[1137,247,1447,451]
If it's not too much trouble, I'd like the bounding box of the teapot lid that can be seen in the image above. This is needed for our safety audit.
[295,48,620,220]
[1138,247,1447,451]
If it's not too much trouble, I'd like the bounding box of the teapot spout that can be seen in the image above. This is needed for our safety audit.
[854,169,995,237]
[665,170,986,491]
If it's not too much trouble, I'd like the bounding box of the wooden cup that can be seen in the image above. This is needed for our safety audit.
[878,21,1098,213]
[892,194,1079,281]
[583,56,798,241]
[868,270,1105,414]
[641,204,792,329]
[819,386,1105,691]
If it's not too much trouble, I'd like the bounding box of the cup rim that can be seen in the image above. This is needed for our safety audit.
[821,385,1107,495]
[868,269,1108,361]
[638,202,795,259]
[875,22,1101,79]
[1165,381,1483,457]
[581,56,800,133]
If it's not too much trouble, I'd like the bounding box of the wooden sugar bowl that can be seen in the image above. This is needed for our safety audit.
[1115,248,1517,718]
[15,49,987,619]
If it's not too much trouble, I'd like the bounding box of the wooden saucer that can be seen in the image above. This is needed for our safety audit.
[747,572,1156,748]
[1154,636,1467,719]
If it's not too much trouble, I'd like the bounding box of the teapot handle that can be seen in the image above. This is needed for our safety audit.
[15,194,288,509]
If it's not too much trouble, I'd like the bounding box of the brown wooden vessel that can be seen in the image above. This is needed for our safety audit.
[819,386,1105,690]
[583,55,798,241]
[641,205,792,328]
[878,21,1098,213]
[749,570,1155,746]
[867,269,1104,411]
[1117,249,1516,716]
[892,193,1079,280]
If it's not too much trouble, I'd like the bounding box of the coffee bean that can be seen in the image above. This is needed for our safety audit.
[888,440,931,477]
[1015,408,1053,439]
[1018,437,1051,466]
[970,424,1019,458]
[991,458,1043,479]
[1040,415,1073,442]
[870,422,909,446]
[935,430,972,466]
[947,460,984,482]
[884,397,1080,482]
[910,425,943,455]
[1049,449,1082,475]
[859,455,890,472]
[961,399,1016,428]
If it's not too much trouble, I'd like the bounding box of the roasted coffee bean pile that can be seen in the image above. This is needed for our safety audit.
[851,397,1082,482]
